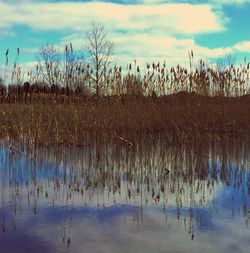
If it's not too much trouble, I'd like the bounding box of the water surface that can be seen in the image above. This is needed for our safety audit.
[0,139,249,253]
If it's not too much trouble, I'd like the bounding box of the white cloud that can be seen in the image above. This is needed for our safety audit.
[233,41,250,52]
[0,1,225,34]
[127,38,231,68]
[0,0,235,70]
[59,32,232,69]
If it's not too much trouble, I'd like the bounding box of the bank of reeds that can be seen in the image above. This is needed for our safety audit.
[0,93,249,146]
[1,49,250,100]
[0,48,250,145]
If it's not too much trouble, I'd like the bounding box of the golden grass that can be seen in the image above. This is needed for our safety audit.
[0,92,249,146]
[0,49,250,145]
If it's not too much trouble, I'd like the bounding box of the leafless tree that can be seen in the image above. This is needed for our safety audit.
[38,43,85,91]
[38,44,61,86]
[63,42,85,89]
[85,22,113,96]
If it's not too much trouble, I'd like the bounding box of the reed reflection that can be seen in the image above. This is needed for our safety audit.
[0,137,249,249]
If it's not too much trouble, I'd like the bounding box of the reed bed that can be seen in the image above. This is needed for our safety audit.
[1,48,250,99]
[0,93,249,146]
[0,48,250,145]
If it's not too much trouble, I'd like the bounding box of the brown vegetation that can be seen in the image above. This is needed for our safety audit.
[0,92,249,146]
[0,37,250,145]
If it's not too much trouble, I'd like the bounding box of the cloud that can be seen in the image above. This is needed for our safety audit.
[59,31,232,68]
[0,1,225,34]
[233,41,250,52]
[114,35,232,68]
[0,0,236,70]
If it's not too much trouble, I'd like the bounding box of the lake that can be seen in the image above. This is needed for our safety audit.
[0,137,249,253]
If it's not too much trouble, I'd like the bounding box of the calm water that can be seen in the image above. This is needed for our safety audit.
[0,139,249,253]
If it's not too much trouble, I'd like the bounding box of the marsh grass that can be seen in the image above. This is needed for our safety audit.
[0,49,250,145]
[0,93,249,146]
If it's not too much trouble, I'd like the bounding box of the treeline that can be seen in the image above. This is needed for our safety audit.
[0,81,89,103]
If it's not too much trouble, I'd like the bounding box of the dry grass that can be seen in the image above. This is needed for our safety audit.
[0,92,249,146]
[0,49,250,145]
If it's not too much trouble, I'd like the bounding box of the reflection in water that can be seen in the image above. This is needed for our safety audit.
[0,137,249,253]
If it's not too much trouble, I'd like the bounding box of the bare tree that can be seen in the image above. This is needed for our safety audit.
[63,42,85,89]
[38,43,85,89]
[85,22,113,96]
[38,44,61,86]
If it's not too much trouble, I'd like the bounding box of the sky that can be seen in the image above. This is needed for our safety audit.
[0,0,250,71]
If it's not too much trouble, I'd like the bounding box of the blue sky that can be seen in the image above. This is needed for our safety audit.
[0,0,250,71]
